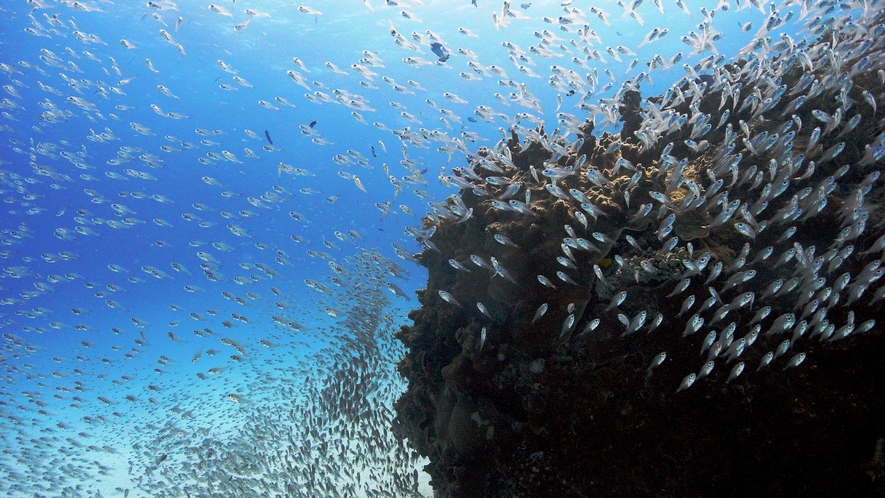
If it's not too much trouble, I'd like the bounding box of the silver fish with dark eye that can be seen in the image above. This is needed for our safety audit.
[782,353,806,371]
[557,271,578,285]
[537,274,558,289]
[579,319,601,337]
[532,303,548,323]
[682,315,704,337]
[696,360,715,380]
[676,373,696,393]
[494,233,520,248]
[560,314,576,338]
[557,256,577,270]
[726,362,745,383]
[605,291,627,311]
[438,290,461,307]
[477,302,492,319]
[678,295,696,316]
[449,259,471,272]
[647,352,666,377]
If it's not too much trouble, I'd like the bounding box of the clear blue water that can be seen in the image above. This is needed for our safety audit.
[0,0,832,495]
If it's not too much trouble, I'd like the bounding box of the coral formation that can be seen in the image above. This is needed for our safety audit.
[394,8,885,497]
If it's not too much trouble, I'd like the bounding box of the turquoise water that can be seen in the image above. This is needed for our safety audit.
[0,0,865,496]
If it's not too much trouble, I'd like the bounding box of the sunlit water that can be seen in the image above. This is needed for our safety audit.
[0,0,839,496]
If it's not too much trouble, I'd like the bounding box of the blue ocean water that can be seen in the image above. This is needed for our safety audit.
[0,0,855,496]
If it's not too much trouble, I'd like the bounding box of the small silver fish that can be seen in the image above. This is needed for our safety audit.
[537,274,558,289]
[749,306,772,325]
[696,360,715,380]
[561,314,576,338]
[557,256,577,270]
[678,295,696,316]
[533,303,548,323]
[471,254,494,272]
[668,278,691,297]
[704,262,723,285]
[606,290,627,311]
[491,257,517,283]
[647,313,664,334]
[449,259,471,272]
[782,352,806,371]
[726,362,745,383]
[593,264,607,286]
[647,352,666,377]
[676,373,697,393]
[557,271,578,285]
[477,302,491,319]
[682,314,704,337]
[757,351,775,371]
[700,331,717,356]
[494,233,520,248]
[580,318,601,336]
[438,290,461,307]
[624,310,647,336]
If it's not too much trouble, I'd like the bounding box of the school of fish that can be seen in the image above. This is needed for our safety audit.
[1,0,884,496]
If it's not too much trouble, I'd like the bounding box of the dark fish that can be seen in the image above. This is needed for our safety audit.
[309,120,317,128]
[521,3,530,8]
[472,0,477,6]
[264,130,273,145]
[430,42,450,63]
[371,146,377,157]
[467,116,477,123]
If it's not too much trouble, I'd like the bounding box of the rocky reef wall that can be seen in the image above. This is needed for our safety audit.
[394,9,885,498]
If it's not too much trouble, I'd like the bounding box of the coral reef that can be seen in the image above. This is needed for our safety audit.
[394,9,885,498]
